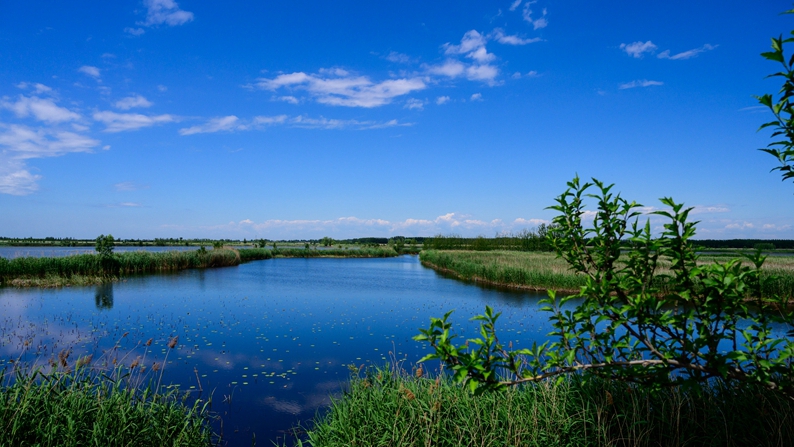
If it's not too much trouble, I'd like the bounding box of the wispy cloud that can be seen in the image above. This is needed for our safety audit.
[620,41,657,58]
[273,95,300,104]
[124,27,146,36]
[78,65,101,79]
[114,94,153,110]
[521,1,548,30]
[114,181,150,191]
[0,124,100,195]
[429,30,502,84]
[509,0,522,12]
[16,82,52,94]
[141,0,194,27]
[404,98,425,110]
[200,213,551,238]
[178,115,242,135]
[1,95,81,123]
[252,70,426,108]
[491,28,541,45]
[657,44,717,60]
[470,93,483,101]
[618,79,663,90]
[385,51,413,64]
[444,30,495,63]
[436,96,450,105]
[93,111,175,132]
[179,114,409,134]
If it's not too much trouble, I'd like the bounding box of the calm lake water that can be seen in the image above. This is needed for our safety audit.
[0,255,552,445]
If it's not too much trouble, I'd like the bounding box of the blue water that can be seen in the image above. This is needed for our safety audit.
[0,255,551,445]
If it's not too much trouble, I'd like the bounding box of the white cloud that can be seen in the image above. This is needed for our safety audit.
[178,114,407,133]
[114,94,153,110]
[437,30,500,84]
[0,124,100,195]
[288,116,407,130]
[141,0,194,26]
[252,115,289,126]
[492,28,541,45]
[273,95,300,104]
[0,159,41,196]
[522,2,548,30]
[444,30,495,63]
[179,116,241,135]
[436,96,450,105]
[470,93,483,101]
[1,95,81,123]
[509,0,522,11]
[620,41,657,58]
[425,60,466,78]
[657,44,717,60]
[691,205,730,214]
[125,27,146,36]
[93,111,175,132]
[253,71,426,108]
[725,222,754,230]
[157,85,168,92]
[114,181,150,191]
[385,51,412,64]
[202,212,552,238]
[404,98,424,110]
[78,66,101,79]
[16,82,52,94]
[466,65,499,83]
[618,79,663,89]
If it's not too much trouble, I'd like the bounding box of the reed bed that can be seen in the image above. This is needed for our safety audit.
[420,250,584,292]
[0,366,212,447]
[0,249,240,282]
[420,250,794,299]
[294,366,794,447]
[1,247,402,288]
[238,247,399,260]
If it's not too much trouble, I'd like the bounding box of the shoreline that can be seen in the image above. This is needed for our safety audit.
[1,247,402,289]
[420,260,580,294]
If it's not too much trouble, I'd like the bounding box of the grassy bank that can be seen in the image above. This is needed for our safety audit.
[0,249,241,287]
[420,250,794,299]
[1,247,402,287]
[238,246,399,262]
[0,367,212,447]
[294,367,794,447]
[420,250,584,292]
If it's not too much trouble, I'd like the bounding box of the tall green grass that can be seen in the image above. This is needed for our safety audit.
[294,366,794,447]
[1,247,402,287]
[420,250,585,292]
[0,366,212,447]
[0,249,241,285]
[238,247,399,260]
[421,250,794,299]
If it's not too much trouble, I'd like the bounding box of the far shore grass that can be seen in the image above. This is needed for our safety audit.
[0,246,400,288]
[420,249,794,299]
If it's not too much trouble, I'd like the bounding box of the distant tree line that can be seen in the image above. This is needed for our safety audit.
[423,225,556,252]
[691,239,794,249]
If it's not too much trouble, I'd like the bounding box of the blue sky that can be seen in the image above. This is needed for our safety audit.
[1,1,793,240]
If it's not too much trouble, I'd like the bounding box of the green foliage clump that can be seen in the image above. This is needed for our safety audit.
[757,8,794,184]
[417,178,794,396]
[0,367,212,447]
[294,367,794,447]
